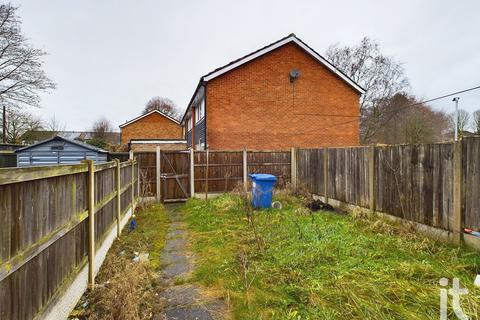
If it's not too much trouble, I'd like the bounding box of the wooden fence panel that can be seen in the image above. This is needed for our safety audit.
[94,166,116,244]
[0,171,88,320]
[194,151,243,193]
[120,163,133,213]
[135,152,156,197]
[375,143,454,229]
[0,160,137,320]
[463,137,480,229]
[296,149,324,195]
[192,150,290,194]
[247,151,291,187]
[327,148,346,202]
[344,147,370,207]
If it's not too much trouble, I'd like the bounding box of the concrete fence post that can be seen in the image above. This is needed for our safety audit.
[82,159,95,289]
[114,159,121,238]
[452,141,463,244]
[369,145,376,212]
[156,146,161,202]
[243,148,248,192]
[190,148,195,197]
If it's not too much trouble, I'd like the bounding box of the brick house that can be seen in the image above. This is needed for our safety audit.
[119,110,185,151]
[180,34,365,150]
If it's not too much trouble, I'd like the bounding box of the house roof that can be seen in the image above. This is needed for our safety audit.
[16,135,109,153]
[181,33,365,124]
[119,109,181,128]
[21,130,120,144]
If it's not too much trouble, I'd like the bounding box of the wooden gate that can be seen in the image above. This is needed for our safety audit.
[160,150,190,202]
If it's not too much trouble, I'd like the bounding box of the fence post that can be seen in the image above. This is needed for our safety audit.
[452,141,463,244]
[82,159,95,289]
[243,148,248,192]
[190,148,195,197]
[156,146,161,202]
[137,159,140,201]
[129,149,134,209]
[114,159,121,238]
[291,147,297,190]
[205,149,209,200]
[369,145,376,212]
[131,158,135,212]
[323,148,329,203]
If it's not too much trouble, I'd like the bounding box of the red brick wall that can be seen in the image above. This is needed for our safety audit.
[130,142,186,152]
[205,42,361,150]
[121,112,182,146]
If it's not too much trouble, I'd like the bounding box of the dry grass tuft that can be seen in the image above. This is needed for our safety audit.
[70,204,168,320]
[350,207,371,220]
[88,259,162,320]
[294,207,311,216]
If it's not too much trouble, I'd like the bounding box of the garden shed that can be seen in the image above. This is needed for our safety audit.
[15,135,108,167]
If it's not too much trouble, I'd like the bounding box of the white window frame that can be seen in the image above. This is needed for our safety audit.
[186,116,192,131]
[196,99,205,123]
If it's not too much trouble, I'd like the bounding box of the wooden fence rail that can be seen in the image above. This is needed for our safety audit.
[0,159,139,320]
[296,136,480,245]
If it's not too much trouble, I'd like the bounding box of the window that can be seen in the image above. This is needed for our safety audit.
[196,99,205,123]
[51,144,64,151]
[186,116,192,131]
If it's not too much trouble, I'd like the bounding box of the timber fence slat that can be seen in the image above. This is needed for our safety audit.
[0,159,138,320]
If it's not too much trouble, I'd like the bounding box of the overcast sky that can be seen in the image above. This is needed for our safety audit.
[9,0,480,131]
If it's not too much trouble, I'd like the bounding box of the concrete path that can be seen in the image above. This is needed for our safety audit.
[156,204,227,320]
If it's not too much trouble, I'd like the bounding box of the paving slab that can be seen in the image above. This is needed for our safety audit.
[162,285,200,306]
[164,306,213,320]
[158,204,227,320]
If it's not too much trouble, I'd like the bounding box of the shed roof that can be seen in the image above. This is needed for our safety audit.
[16,136,109,153]
[119,109,181,128]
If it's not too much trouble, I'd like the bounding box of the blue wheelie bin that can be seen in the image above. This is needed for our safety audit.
[249,174,277,209]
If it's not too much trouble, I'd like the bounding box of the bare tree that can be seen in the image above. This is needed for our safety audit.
[448,109,471,139]
[0,4,55,109]
[373,93,449,144]
[473,110,480,134]
[325,37,409,143]
[45,115,65,134]
[92,117,113,140]
[143,96,180,119]
[89,117,113,149]
[0,108,43,143]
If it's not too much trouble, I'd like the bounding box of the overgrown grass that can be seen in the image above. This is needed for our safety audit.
[184,194,480,319]
[70,203,168,320]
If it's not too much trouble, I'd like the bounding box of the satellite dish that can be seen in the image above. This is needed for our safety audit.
[289,69,300,82]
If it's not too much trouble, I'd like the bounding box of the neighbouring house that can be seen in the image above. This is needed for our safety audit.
[119,110,185,151]
[180,33,365,150]
[15,136,108,167]
[21,130,121,146]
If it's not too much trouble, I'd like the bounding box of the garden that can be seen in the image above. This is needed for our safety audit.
[183,192,480,319]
